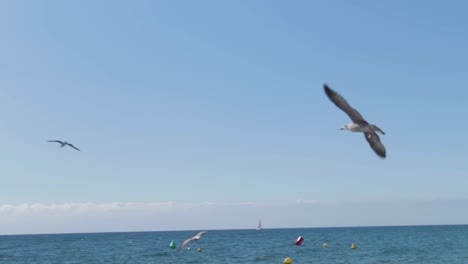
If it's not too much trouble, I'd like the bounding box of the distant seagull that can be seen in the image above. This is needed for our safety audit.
[178,231,207,251]
[47,140,80,151]
[323,84,386,158]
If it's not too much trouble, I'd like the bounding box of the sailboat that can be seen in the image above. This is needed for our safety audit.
[256,219,262,230]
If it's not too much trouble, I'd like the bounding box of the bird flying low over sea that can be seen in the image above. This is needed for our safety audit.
[178,231,207,251]
[47,140,80,151]
[323,84,386,158]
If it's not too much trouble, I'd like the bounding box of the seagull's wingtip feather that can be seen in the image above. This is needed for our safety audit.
[323,84,335,97]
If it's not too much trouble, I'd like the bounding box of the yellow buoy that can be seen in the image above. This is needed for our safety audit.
[197,247,203,252]
[323,243,329,248]
[351,243,357,249]
[283,257,293,264]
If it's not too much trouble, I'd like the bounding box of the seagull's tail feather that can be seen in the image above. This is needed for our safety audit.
[371,125,385,135]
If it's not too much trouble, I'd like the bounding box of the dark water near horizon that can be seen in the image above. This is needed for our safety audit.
[1,225,468,263]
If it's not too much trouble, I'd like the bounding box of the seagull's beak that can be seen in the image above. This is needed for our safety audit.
[340,127,345,130]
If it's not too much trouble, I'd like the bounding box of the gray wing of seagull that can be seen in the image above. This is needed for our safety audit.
[324,84,368,124]
[364,132,386,158]
[66,143,80,151]
[48,140,64,144]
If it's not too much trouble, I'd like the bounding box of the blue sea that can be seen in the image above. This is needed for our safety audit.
[1,225,468,263]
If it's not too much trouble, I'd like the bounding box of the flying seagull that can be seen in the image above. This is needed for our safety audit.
[323,84,386,158]
[178,231,207,251]
[47,140,80,151]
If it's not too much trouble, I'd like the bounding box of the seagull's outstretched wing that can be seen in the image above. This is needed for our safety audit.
[194,231,207,238]
[67,143,80,151]
[177,231,207,251]
[178,237,194,251]
[48,140,63,144]
[364,132,386,158]
[324,84,367,124]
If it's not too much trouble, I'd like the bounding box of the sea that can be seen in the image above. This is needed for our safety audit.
[1,225,468,264]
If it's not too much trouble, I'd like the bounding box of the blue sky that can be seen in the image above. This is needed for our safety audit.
[1,0,468,234]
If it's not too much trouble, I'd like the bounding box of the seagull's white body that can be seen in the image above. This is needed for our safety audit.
[343,122,366,132]
[342,123,385,134]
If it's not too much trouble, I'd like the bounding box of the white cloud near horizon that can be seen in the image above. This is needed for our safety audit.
[1,199,467,235]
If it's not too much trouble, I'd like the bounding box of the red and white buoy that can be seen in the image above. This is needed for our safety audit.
[295,236,304,245]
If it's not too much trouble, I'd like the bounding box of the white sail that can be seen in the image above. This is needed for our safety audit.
[256,219,262,230]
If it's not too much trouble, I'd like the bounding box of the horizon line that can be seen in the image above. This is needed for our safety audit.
[2,223,467,237]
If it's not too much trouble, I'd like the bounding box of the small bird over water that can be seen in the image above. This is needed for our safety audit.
[178,231,207,251]
[323,84,386,158]
[47,140,80,151]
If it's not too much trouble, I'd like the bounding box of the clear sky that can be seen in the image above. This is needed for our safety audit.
[1,0,468,234]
